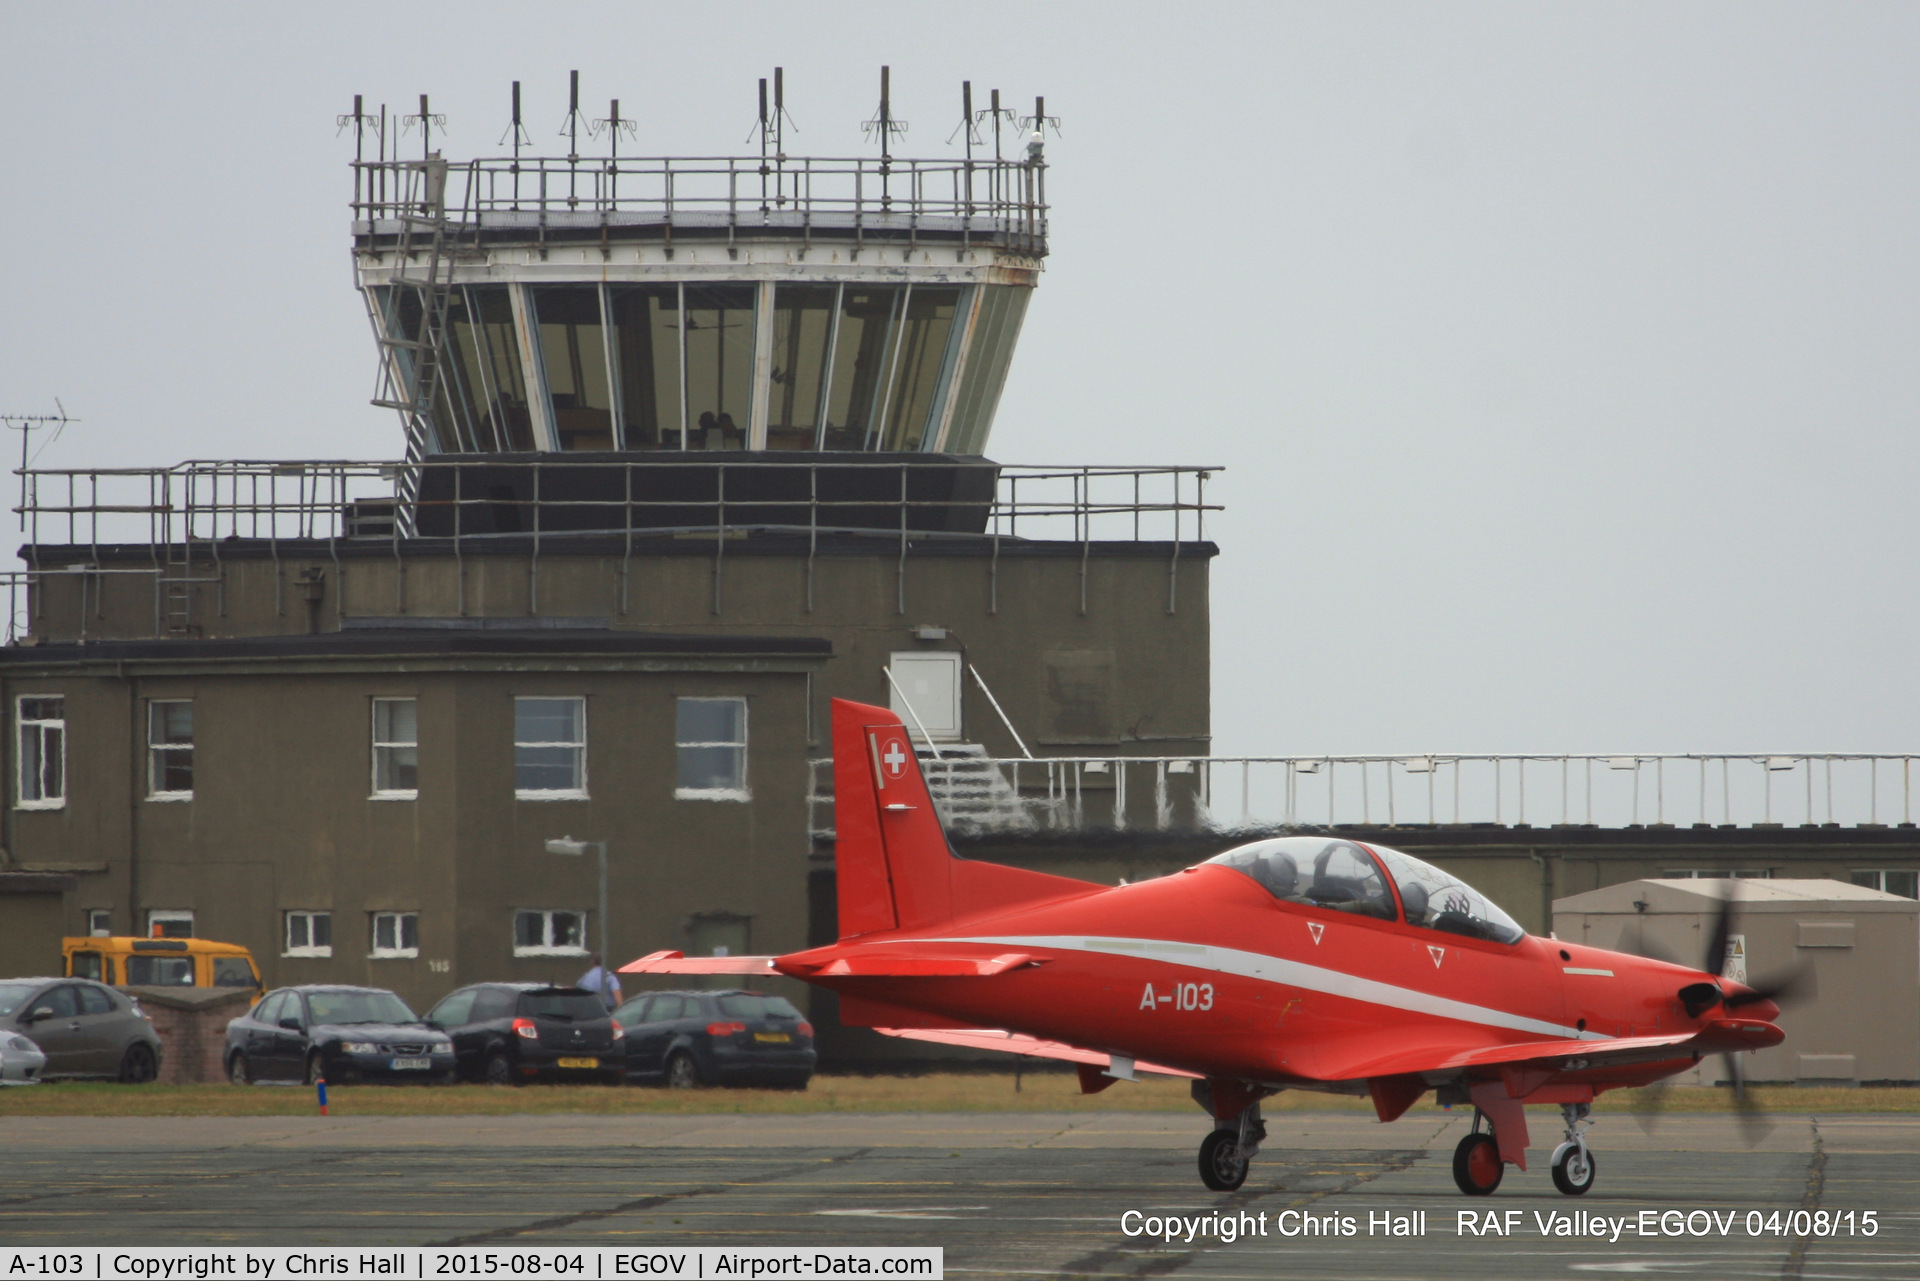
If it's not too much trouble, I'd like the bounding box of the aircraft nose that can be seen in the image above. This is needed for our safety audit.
[1720,981,1779,1023]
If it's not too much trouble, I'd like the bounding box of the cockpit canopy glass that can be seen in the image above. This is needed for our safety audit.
[1203,837,1396,921]
[1202,837,1526,945]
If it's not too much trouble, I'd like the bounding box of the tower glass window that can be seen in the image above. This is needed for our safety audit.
[515,697,586,798]
[682,285,757,450]
[371,698,418,797]
[767,285,838,450]
[676,697,748,799]
[876,286,962,452]
[531,287,616,451]
[943,285,1031,454]
[147,701,193,799]
[823,288,899,450]
[608,285,684,449]
[17,695,64,808]
[441,286,536,451]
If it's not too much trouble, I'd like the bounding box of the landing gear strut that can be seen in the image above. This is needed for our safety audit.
[1451,1109,1503,1195]
[1550,1102,1597,1195]
[1197,1099,1266,1192]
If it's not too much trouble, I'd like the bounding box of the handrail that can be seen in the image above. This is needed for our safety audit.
[804,751,1920,836]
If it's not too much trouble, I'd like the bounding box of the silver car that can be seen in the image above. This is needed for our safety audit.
[0,1031,46,1084]
[0,977,163,1082]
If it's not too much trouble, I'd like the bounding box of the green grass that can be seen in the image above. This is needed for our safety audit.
[3,1074,1917,1118]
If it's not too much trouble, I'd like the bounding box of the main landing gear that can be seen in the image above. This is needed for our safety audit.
[1451,1102,1598,1196]
[1191,1079,1269,1191]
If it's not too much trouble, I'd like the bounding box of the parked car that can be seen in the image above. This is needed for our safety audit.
[424,984,623,1085]
[65,935,262,997]
[0,977,162,1082]
[1,1031,48,1084]
[612,989,814,1089]
[225,986,454,1085]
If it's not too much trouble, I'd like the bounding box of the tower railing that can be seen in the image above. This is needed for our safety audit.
[807,751,1920,837]
[351,154,1048,255]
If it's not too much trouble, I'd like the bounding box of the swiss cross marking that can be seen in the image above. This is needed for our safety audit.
[881,740,909,778]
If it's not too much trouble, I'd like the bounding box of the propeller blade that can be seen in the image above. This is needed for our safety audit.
[1727,965,1817,1010]
[1721,1051,1774,1146]
[1703,886,1733,978]
[1632,1078,1672,1136]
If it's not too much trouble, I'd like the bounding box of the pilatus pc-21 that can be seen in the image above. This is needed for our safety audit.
[625,699,1789,1195]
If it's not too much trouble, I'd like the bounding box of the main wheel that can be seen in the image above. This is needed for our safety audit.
[118,1043,157,1084]
[665,1052,701,1090]
[484,1053,514,1086]
[1551,1143,1596,1196]
[1198,1129,1249,1192]
[228,1053,252,1086]
[304,1052,326,1086]
[1452,1132,1503,1196]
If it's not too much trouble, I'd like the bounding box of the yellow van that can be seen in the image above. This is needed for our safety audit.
[63,937,262,995]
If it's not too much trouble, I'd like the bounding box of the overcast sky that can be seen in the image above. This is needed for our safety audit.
[3,3,1916,759]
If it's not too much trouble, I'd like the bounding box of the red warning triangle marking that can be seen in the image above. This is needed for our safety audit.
[1428,945,1445,968]
[1307,922,1324,945]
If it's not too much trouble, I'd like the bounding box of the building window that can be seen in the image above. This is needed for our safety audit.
[676,697,748,800]
[370,911,420,958]
[513,909,587,956]
[284,911,332,958]
[371,698,419,798]
[147,700,194,799]
[1662,869,1773,880]
[147,909,194,939]
[515,697,586,798]
[1851,869,1919,899]
[17,696,65,809]
[86,908,111,937]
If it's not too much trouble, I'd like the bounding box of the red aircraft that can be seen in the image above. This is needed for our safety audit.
[625,699,1788,1196]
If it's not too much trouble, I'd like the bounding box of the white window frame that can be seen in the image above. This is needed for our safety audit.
[888,651,963,741]
[147,700,194,801]
[284,910,333,958]
[1851,869,1919,899]
[369,911,420,959]
[514,696,588,800]
[16,694,66,810]
[512,908,589,957]
[86,909,111,937]
[147,909,195,939]
[675,696,750,801]
[371,697,419,800]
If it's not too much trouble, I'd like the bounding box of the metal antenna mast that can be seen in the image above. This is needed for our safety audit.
[748,68,799,211]
[401,94,446,162]
[862,66,909,208]
[592,98,636,159]
[948,81,987,215]
[559,70,589,208]
[4,402,77,531]
[501,80,532,210]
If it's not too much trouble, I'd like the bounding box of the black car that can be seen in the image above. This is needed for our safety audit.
[0,977,163,1082]
[225,985,455,1085]
[612,989,814,1088]
[424,983,623,1085]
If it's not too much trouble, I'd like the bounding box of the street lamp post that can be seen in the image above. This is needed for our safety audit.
[545,836,609,963]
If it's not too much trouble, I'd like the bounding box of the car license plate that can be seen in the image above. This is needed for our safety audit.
[557,1056,600,1069]
[389,1057,431,1070]
[754,1032,791,1043]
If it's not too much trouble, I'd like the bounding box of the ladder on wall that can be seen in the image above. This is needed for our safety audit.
[364,154,456,535]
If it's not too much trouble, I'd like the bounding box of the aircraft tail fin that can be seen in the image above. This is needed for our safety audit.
[830,698,1094,939]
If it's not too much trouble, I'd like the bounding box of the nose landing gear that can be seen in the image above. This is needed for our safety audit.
[1549,1102,1597,1195]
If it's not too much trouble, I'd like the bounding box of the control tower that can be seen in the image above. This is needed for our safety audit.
[1,77,1219,1060]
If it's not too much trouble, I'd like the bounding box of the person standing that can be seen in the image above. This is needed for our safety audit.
[577,954,622,1012]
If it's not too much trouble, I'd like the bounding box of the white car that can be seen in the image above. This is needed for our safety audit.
[1,1031,47,1084]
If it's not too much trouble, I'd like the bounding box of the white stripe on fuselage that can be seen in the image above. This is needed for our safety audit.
[922,934,1607,1042]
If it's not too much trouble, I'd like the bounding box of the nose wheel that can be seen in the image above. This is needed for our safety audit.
[1549,1102,1597,1196]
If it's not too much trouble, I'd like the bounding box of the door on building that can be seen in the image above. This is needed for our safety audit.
[888,652,962,741]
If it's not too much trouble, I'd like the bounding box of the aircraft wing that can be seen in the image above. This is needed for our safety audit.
[1325,1017,1784,1083]
[873,1026,1201,1079]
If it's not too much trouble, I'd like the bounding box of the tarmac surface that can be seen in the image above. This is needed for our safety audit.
[3,1111,1917,1279]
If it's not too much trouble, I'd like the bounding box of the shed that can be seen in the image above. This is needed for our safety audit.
[1552,878,1919,1085]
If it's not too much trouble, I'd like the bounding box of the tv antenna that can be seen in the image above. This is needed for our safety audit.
[400,94,446,160]
[947,81,984,157]
[1020,95,1061,146]
[3,401,77,530]
[591,99,637,159]
[975,88,1018,162]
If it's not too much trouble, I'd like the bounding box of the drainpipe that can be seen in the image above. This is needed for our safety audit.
[1528,847,1552,937]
